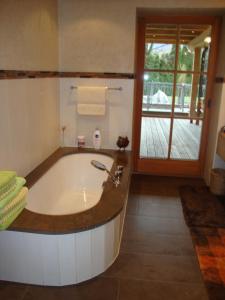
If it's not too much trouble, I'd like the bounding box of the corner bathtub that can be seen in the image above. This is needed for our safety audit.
[0,148,131,286]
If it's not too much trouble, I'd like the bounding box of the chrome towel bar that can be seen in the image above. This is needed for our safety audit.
[70,86,122,91]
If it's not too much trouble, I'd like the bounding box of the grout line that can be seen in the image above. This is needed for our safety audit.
[126,213,185,219]
[124,215,188,225]
[102,275,204,286]
[121,231,192,239]
[119,250,196,258]
[116,278,121,300]
[117,249,197,258]
[122,233,191,239]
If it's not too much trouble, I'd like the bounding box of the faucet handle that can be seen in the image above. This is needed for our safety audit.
[115,170,123,177]
[117,165,124,171]
[114,178,120,188]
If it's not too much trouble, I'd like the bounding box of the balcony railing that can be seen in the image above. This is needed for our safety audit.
[142,82,206,113]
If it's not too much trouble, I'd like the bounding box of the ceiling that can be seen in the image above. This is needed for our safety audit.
[145,24,210,44]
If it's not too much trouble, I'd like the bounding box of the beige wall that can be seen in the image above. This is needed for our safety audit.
[0,79,60,177]
[0,0,60,177]
[0,0,58,70]
[216,15,225,77]
[58,0,225,72]
[205,83,225,183]
[204,15,225,183]
[58,0,135,73]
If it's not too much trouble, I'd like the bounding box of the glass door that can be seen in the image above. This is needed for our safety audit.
[133,16,220,176]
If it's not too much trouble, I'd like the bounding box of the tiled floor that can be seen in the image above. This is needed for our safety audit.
[0,175,209,300]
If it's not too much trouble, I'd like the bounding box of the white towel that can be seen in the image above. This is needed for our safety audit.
[77,86,107,116]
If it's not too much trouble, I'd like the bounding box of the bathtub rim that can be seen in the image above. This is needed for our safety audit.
[8,147,131,235]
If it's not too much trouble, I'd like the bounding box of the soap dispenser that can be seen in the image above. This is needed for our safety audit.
[93,128,101,150]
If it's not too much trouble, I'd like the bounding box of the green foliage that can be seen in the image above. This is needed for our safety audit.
[144,43,193,84]
[178,45,193,73]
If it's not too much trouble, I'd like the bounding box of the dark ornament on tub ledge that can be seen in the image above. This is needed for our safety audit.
[116,136,129,151]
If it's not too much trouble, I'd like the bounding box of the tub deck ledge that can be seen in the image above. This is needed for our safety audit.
[8,147,132,234]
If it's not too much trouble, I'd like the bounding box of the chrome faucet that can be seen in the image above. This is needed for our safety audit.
[91,160,123,187]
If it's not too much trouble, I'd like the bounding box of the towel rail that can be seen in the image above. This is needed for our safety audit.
[70,86,122,91]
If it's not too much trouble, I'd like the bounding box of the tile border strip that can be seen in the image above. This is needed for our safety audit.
[0,70,58,79]
[60,71,135,79]
[1,70,224,82]
[0,70,135,80]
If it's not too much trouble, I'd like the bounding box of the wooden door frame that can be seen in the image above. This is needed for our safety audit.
[132,15,221,177]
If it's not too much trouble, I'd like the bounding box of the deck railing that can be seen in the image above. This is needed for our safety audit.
[143,82,202,112]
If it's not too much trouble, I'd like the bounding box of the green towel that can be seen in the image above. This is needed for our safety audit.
[0,187,28,217]
[0,171,16,191]
[0,181,17,201]
[0,171,16,196]
[0,187,28,230]
[0,177,26,208]
[0,198,27,230]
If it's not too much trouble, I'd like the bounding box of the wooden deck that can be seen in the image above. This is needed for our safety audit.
[140,117,202,160]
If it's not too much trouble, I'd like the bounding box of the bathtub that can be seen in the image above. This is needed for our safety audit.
[26,153,114,215]
[0,148,131,286]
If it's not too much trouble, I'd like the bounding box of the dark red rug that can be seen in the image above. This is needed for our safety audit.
[179,186,225,300]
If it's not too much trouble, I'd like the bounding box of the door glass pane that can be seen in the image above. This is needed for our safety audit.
[145,24,177,70]
[140,117,171,159]
[195,74,207,118]
[170,119,202,160]
[174,73,207,119]
[174,73,193,115]
[143,72,174,114]
[178,25,211,72]
[178,44,194,71]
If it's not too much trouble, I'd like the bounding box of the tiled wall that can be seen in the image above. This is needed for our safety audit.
[0,0,60,177]
[0,79,60,177]
[59,78,134,150]
[0,0,58,71]
[58,0,225,73]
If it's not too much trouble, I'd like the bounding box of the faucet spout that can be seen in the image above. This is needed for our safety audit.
[105,169,119,186]
[91,160,120,187]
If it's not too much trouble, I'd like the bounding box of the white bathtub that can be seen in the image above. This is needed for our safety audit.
[0,150,130,286]
[26,153,113,215]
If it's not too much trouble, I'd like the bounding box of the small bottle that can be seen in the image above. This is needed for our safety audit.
[93,128,101,150]
[77,135,85,148]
